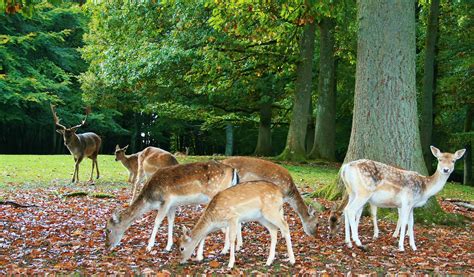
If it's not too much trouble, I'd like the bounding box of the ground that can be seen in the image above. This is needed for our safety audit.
[0,155,473,275]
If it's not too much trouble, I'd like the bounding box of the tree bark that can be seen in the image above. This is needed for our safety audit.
[306,98,315,154]
[308,16,337,161]
[254,102,273,156]
[420,0,440,172]
[464,106,474,185]
[225,123,233,156]
[278,21,316,161]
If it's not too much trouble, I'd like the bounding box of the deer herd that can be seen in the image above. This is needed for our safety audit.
[51,105,466,268]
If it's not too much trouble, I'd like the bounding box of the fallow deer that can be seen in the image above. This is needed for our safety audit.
[105,161,238,252]
[51,104,101,184]
[131,146,179,204]
[114,145,140,183]
[179,181,295,268]
[221,157,318,249]
[341,146,465,251]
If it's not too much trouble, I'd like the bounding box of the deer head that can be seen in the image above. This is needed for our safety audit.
[114,145,129,161]
[430,146,466,175]
[51,104,89,146]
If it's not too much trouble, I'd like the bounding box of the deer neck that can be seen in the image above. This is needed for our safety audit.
[423,170,450,199]
[190,217,214,246]
[116,197,151,233]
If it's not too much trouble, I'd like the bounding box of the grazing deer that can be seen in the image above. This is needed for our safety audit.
[51,104,101,184]
[130,146,179,204]
[114,145,140,183]
[222,157,318,242]
[341,146,465,251]
[105,161,238,252]
[179,181,295,268]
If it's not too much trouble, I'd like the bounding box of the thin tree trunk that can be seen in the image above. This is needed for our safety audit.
[420,0,440,172]
[254,102,273,156]
[464,106,474,185]
[225,123,233,156]
[278,21,316,161]
[309,16,337,161]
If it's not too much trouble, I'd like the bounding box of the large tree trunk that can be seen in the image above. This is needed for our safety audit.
[278,21,316,161]
[225,123,233,156]
[464,106,474,185]
[254,103,273,156]
[308,16,337,161]
[420,0,440,172]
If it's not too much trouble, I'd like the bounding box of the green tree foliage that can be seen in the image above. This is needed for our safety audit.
[0,2,124,154]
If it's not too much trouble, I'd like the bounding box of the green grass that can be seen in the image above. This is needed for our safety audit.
[0,155,473,202]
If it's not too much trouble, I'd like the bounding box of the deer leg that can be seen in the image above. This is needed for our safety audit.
[370,204,379,239]
[72,156,83,184]
[165,207,176,251]
[408,208,416,251]
[236,222,243,251]
[262,208,295,264]
[89,158,95,182]
[392,208,402,238]
[398,205,410,252]
[344,194,355,247]
[95,158,100,179]
[146,203,169,252]
[347,196,369,248]
[227,220,238,268]
[259,219,278,266]
[221,227,230,254]
[196,237,205,261]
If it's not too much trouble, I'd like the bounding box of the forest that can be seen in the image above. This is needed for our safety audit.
[0,0,473,275]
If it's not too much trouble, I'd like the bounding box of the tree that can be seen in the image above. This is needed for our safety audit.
[308,16,337,161]
[278,20,316,161]
[420,0,440,172]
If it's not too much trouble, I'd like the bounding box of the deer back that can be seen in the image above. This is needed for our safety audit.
[140,161,235,201]
[74,132,101,158]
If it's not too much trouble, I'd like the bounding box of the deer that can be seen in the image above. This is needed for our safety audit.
[178,181,296,268]
[130,146,179,204]
[105,160,238,252]
[51,104,101,184]
[114,145,140,183]
[220,157,318,252]
[340,146,465,251]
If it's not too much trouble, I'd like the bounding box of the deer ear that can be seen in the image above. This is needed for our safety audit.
[115,145,120,151]
[123,145,129,151]
[454,149,466,160]
[308,205,316,217]
[430,146,441,158]
[182,225,190,237]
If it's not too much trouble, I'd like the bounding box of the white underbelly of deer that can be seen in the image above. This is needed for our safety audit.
[171,194,210,206]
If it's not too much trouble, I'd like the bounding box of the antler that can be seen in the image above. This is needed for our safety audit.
[50,104,66,130]
[70,107,90,130]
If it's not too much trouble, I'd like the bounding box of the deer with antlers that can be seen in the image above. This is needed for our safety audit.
[340,146,465,251]
[51,104,101,184]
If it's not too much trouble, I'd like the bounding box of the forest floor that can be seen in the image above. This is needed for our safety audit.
[1,155,473,275]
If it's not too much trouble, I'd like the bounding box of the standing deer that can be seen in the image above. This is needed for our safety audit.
[341,146,465,251]
[130,146,179,204]
[51,104,101,184]
[114,145,140,183]
[105,161,238,252]
[220,157,318,252]
[179,181,296,268]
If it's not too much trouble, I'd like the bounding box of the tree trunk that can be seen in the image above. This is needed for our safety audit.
[420,0,440,172]
[278,21,316,162]
[306,98,314,154]
[464,106,474,185]
[225,123,233,156]
[254,103,273,156]
[308,16,337,161]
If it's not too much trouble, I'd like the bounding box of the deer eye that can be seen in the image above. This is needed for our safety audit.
[180,247,184,251]
[452,160,455,163]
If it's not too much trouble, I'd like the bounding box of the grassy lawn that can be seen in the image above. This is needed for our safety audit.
[0,155,473,202]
